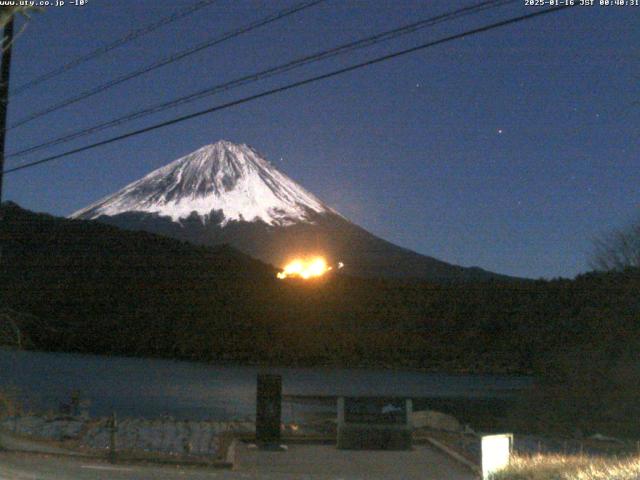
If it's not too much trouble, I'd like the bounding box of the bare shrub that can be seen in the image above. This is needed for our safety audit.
[591,219,640,271]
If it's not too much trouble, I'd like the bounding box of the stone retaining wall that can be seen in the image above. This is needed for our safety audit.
[1,415,254,456]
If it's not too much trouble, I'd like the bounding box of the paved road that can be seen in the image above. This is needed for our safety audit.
[0,446,477,480]
[236,442,476,479]
[1,452,231,480]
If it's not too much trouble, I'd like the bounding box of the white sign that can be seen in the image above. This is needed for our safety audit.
[481,434,512,479]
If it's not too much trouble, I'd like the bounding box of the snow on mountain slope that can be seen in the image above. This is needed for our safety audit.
[71,140,333,226]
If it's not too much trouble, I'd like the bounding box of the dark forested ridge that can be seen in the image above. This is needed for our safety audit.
[92,208,514,282]
[1,202,639,378]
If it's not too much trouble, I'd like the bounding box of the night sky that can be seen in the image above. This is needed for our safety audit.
[3,0,639,279]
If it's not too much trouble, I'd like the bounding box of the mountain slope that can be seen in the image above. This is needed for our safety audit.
[72,140,510,281]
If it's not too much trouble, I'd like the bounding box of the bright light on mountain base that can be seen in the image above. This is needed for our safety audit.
[277,257,342,279]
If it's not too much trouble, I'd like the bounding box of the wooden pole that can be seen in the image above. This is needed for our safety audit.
[0,13,14,204]
[109,412,118,463]
[0,12,14,279]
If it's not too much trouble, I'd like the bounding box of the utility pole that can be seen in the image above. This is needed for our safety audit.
[0,12,13,282]
[0,13,14,204]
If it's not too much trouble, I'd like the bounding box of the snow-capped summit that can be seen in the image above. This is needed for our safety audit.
[71,140,332,226]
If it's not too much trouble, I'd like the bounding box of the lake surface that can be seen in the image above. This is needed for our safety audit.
[0,349,531,421]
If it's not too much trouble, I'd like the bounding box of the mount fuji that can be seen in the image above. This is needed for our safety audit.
[72,140,506,281]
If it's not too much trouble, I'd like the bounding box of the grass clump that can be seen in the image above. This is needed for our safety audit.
[491,454,640,480]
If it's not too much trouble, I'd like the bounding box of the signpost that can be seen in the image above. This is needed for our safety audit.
[481,433,513,479]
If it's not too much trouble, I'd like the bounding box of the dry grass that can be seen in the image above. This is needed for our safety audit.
[491,453,640,480]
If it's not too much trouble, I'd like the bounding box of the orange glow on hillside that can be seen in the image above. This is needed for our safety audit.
[277,257,340,280]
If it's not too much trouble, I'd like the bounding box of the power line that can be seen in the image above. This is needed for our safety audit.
[3,5,574,176]
[7,0,325,130]
[10,0,219,96]
[7,0,514,160]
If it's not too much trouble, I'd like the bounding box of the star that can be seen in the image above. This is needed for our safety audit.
[497,129,503,135]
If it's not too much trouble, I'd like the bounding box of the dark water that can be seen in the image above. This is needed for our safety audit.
[0,348,531,421]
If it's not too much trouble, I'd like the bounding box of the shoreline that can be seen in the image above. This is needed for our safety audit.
[0,346,536,378]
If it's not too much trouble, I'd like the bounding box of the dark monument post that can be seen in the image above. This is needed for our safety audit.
[256,374,282,447]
